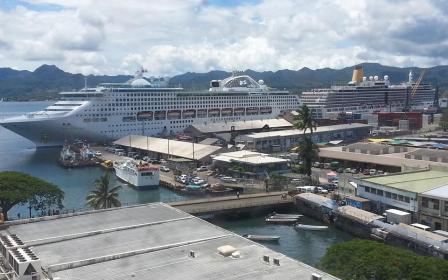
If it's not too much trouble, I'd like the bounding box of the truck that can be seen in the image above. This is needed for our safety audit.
[385,209,411,225]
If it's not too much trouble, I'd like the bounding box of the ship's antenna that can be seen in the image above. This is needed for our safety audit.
[84,76,87,89]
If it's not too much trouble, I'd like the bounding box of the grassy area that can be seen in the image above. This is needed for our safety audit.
[319,239,448,280]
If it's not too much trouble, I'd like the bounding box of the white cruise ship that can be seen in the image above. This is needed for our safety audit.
[301,66,436,119]
[113,160,160,189]
[0,70,300,146]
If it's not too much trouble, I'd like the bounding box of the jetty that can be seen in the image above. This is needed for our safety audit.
[169,192,293,215]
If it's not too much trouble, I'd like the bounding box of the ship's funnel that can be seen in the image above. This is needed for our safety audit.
[352,65,364,84]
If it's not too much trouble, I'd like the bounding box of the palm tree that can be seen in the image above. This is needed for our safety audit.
[86,172,121,209]
[294,105,316,134]
[297,136,319,177]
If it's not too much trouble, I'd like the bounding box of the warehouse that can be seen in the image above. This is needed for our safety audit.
[237,123,372,152]
[114,135,223,163]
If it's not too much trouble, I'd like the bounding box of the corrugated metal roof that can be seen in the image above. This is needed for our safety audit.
[242,123,371,139]
[422,184,448,199]
[213,151,288,165]
[188,118,292,133]
[362,170,448,193]
[114,135,222,160]
[337,205,384,224]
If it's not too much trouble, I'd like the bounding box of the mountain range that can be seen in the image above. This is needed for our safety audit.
[1,63,448,100]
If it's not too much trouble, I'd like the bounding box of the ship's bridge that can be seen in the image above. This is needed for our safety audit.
[210,75,268,92]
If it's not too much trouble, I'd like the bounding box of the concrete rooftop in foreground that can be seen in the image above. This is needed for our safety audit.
[1,203,338,280]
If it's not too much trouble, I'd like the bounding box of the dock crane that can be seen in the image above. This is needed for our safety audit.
[404,69,426,112]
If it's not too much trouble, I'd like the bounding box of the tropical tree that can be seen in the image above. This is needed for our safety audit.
[294,104,316,134]
[297,136,319,177]
[0,171,64,220]
[319,240,448,280]
[86,172,121,209]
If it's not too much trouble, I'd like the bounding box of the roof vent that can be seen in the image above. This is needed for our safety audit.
[273,258,280,266]
[189,250,196,258]
[311,273,323,280]
[263,255,270,263]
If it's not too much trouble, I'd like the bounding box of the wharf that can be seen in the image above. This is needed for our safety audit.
[169,192,293,215]
[0,203,338,280]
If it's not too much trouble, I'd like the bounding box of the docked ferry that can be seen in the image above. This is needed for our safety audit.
[113,160,160,189]
[301,66,436,119]
[0,70,300,146]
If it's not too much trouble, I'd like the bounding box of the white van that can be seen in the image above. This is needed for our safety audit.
[296,186,315,193]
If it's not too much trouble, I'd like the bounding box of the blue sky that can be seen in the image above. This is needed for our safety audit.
[0,0,64,11]
[0,0,447,75]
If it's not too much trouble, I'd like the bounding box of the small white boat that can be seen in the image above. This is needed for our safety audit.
[269,213,303,219]
[295,224,328,231]
[265,218,297,224]
[243,234,280,242]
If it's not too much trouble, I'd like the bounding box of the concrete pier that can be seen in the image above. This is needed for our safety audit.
[170,192,293,215]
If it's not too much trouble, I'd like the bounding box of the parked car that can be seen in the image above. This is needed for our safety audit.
[320,184,336,191]
[323,163,331,169]
[197,166,208,172]
[344,168,351,173]
[313,162,321,168]
[296,186,314,193]
[336,167,344,173]
[94,151,102,157]
[362,169,370,175]
[377,170,384,175]
[316,187,329,194]
[220,176,237,183]
[160,166,170,172]
[369,169,377,176]
[291,178,302,184]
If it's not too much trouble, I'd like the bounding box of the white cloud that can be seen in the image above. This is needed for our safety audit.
[1,0,448,75]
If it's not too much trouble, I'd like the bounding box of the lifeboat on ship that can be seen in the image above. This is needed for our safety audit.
[182,109,196,119]
[208,108,220,117]
[246,107,259,115]
[154,110,166,120]
[234,107,245,116]
[137,111,153,121]
[260,107,272,114]
[197,109,207,118]
[221,108,233,117]
[167,110,181,120]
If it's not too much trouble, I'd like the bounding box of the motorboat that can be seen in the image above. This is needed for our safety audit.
[243,234,280,242]
[294,224,328,231]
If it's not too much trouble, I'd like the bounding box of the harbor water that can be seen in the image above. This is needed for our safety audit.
[0,101,353,266]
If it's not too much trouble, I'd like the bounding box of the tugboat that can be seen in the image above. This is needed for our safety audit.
[113,160,160,190]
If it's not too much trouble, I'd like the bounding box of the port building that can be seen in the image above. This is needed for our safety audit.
[354,166,448,231]
[184,118,293,140]
[113,135,223,162]
[236,123,372,152]
[212,151,290,177]
[0,203,338,280]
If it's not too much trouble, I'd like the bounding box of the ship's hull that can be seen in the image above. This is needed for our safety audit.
[0,116,111,147]
[114,166,159,190]
[0,110,284,147]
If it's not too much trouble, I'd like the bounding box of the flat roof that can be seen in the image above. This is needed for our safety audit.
[114,135,222,160]
[318,146,448,169]
[422,184,448,199]
[212,151,288,165]
[0,203,338,280]
[386,209,410,216]
[337,206,384,224]
[188,118,292,134]
[407,148,448,159]
[241,123,371,139]
[362,169,448,193]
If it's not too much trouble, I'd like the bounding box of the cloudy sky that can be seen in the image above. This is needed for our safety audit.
[1,0,448,75]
